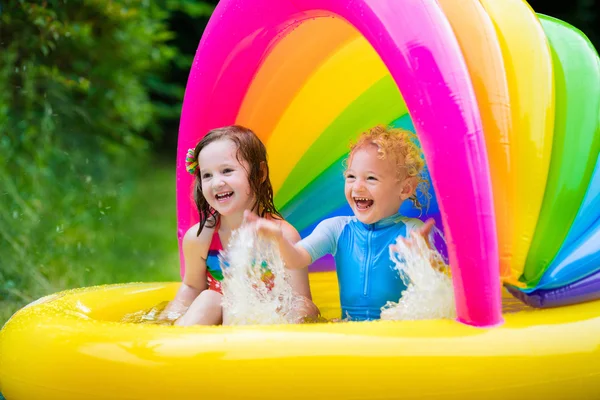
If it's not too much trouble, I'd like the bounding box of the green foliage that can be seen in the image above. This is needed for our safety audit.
[0,163,181,325]
[530,0,599,49]
[0,0,215,324]
[573,0,599,48]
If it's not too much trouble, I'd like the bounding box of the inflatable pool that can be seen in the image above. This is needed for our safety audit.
[1,272,600,399]
[1,0,599,398]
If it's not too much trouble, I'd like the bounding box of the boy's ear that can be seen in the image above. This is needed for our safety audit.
[260,161,268,183]
[399,176,418,200]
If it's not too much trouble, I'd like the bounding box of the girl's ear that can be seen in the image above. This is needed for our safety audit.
[399,176,418,201]
[260,161,268,184]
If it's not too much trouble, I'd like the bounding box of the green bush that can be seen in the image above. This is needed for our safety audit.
[0,0,214,324]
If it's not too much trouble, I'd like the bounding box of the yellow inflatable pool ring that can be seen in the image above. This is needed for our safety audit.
[1,272,600,400]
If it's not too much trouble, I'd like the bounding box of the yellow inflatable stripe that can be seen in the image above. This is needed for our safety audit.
[236,17,358,143]
[479,0,555,281]
[267,36,390,192]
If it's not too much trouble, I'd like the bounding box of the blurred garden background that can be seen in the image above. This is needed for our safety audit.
[1,0,598,326]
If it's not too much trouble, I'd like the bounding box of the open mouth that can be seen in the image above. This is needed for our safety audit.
[215,191,234,201]
[354,197,374,210]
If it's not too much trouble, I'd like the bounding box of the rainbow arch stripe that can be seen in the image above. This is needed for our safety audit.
[177,0,600,327]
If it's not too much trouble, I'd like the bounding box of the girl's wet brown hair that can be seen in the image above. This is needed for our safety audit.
[191,125,282,235]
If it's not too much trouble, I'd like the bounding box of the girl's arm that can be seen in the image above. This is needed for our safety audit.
[160,223,213,318]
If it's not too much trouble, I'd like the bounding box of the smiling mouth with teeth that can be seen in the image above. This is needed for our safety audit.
[215,191,234,201]
[354,197,374,210]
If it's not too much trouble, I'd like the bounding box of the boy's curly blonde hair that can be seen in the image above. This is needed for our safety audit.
[347,124,430,213]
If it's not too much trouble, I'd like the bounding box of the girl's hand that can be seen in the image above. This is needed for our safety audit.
[243,210,283,240]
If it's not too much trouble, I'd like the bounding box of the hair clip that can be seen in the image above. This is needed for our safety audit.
[185,148,198,175]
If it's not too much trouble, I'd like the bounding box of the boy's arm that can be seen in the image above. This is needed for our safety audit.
[250,216,311,269]
[246,211,345,270]
[276,234,312,270]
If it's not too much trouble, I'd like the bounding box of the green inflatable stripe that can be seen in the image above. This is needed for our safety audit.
[522,14,600,286]
[281,115,415,232]
[281,155,347,232]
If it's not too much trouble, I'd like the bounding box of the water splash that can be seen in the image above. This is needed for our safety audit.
[120,225,315,326]
[380,230,455,321]
[220,225,308,325]
[121,301,178,325]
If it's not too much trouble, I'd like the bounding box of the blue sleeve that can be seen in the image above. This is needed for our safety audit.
[297,217,350,262]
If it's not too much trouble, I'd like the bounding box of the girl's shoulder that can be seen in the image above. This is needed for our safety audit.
[183,221,217,248]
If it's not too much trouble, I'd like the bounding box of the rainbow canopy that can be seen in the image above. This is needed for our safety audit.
[177,0,600,327]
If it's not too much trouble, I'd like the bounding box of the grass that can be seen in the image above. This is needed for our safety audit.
[0,160,181,326]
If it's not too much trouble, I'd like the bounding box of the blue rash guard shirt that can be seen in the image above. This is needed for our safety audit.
[298,213,423,321]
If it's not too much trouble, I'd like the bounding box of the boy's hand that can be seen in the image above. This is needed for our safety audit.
[389,218,449,274]
[413,218,435,246]
[390,218,435,253]
[243,210,283,240]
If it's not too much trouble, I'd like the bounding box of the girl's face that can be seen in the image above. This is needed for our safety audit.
[344,144,415,225]
[198,139,255,217]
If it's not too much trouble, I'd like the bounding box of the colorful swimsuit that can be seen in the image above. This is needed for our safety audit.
[298,212,423,321]
[205,224,224,294]
[204,221,275,294]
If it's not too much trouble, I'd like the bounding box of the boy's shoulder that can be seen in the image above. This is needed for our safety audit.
[323,215,423,228]
[326,215,356,223]
[321,215,356,228]
[311,215,355,235]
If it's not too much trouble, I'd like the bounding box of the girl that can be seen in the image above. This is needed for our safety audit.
[246,125,435,321]
[162,125,319,326]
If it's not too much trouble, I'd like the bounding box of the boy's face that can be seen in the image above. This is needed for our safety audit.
[344,144,414,225]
